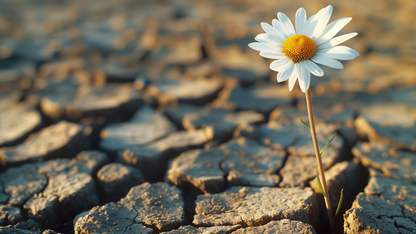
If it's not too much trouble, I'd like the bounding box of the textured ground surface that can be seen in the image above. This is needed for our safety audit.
[0,0,415,233]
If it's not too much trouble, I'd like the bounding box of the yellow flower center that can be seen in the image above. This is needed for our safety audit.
[283,35,316,63]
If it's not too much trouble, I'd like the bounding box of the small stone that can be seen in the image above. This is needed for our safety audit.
[100,106,176,154]
[352,141,416,182]
[0,121,90,167]
[231,219,316,234]
[0,164,47,207]
[193,186,318,227]
[120,182,185,231]
[0,205,22,225]
[161,224,241,234]
[119,128,213,182]
[97,163,146,203]
[74,202,153,234]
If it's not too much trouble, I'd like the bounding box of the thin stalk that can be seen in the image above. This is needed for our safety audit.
[305,89,335,234]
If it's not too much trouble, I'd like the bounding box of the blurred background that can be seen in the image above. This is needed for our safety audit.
[1,0,415,91]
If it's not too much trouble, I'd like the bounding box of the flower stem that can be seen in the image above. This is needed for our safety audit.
[305,89,335,234]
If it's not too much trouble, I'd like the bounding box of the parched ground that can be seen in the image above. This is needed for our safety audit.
[0,0,415,233]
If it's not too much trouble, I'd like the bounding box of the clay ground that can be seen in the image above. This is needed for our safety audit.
[0,0,415,233]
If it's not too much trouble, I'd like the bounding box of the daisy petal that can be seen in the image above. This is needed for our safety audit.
[248,42,272,52]
[298,61,311,92]
[270,58,292,71]
[331,32,358,46]
[272,19,290,39]
[316,46,358,60]
[277,63,295,82]
[255,33,279,44]
[304,60,324,77]
[254,34,282,49]
[288,65,299,91]
[311,55,344,69]
[295,8,307,35]
[260,51,286,59]
[318,32,358,49]
[315,17,352,45]
[277,12,296,36]
[302,11,320,37]
[260,22,286,43]
[311,5,333,39]
[350,48,360,56]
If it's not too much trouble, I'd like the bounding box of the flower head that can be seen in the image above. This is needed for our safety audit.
[249,5,359,92]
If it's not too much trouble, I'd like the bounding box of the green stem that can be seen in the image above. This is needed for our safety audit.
[305,89,335,234]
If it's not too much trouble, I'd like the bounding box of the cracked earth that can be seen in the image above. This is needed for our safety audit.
[0,0,416,233]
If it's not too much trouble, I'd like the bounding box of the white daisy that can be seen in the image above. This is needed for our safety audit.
[249,5,359,92]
